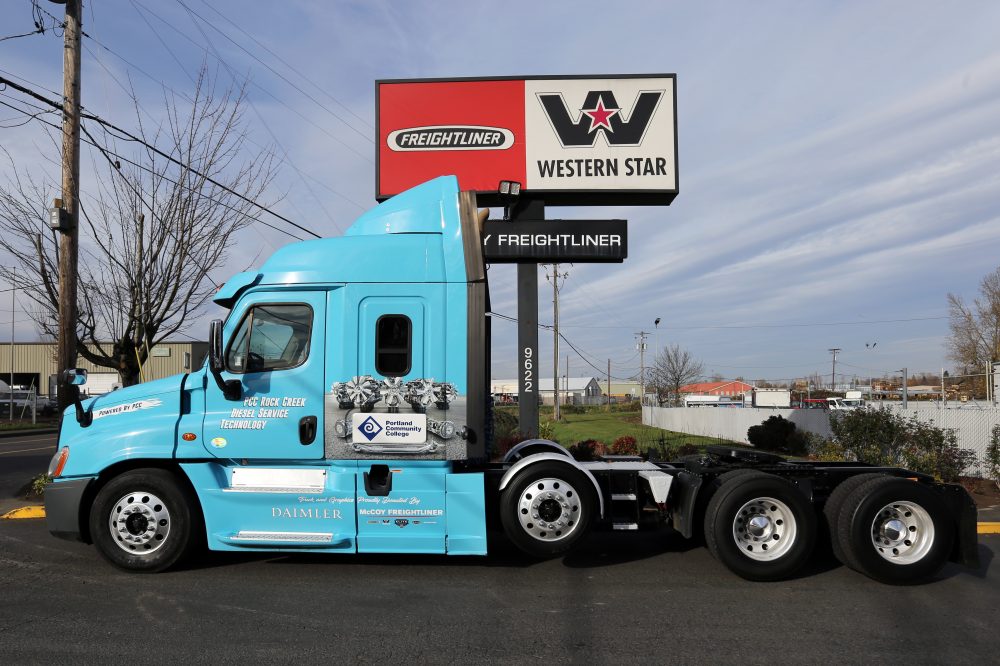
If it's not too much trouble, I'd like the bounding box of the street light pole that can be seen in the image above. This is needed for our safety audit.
[653,317,661,403]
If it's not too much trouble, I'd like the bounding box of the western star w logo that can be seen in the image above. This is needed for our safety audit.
[537,90,664,147]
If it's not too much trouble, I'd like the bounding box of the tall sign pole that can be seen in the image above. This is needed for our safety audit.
[513,200,544,438]
[57,0,82,412]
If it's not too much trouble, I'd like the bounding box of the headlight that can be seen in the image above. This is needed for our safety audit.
[48,447,70,477]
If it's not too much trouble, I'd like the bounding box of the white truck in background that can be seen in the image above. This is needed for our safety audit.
[752,388,791,408]
[828,390,865,410]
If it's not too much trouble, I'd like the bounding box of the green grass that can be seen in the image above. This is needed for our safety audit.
[549,411,727,450]
[497,405,732,452]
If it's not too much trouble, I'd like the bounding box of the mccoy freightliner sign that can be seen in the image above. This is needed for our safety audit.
[377,75,677,206]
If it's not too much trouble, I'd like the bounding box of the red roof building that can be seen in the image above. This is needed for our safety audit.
[679,380,754,397]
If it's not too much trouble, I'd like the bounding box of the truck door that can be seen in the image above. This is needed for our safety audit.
[202,291,326,459]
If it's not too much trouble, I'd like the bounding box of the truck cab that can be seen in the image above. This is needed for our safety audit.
[46,176,491,568]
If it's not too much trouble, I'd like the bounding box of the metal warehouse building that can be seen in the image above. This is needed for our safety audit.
[0,341,208,396]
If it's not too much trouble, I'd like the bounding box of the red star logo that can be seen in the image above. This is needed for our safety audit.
[582,97,619,133]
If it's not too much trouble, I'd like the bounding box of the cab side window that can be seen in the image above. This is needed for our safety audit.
[375,314,411,377]
[226,304,313,373]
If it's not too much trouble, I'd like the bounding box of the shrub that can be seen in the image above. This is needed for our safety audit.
[986,424,1000,490]
[569,439,606,461]
[561,404,586,415]
[829,407,975,482]
[493,408,519,442]
[611,435,638,455]
[747,415,808,455]
[538,420,556,441]
[806,434,850,462]
[676,442,700,456]
[29,473,51,498]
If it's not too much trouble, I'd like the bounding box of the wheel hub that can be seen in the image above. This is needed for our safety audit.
[880,518,906,544]
[746,515,771,538]
[870,501,935,565]
[108,491,171,555]
[731,496,797,562]
[517,478,582,542]
[124,512,149,536]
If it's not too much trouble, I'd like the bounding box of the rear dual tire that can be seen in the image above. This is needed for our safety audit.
[835,477,953,584]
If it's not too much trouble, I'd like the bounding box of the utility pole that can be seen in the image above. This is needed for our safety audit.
[8,277,13,422]
[636,331,650,405]
[565,354,569,407]
[56,0,83,413]
[607,359,611,412]
[900,368,908,408]
[546,264,568,420]
[828,348,840,392]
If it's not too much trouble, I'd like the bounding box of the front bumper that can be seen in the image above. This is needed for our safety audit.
[45,477,95,542]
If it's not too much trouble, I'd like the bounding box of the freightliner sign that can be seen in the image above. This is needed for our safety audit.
[376,75,677,206]
[481,220,627,263]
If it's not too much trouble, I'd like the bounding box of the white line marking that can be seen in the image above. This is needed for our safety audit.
[0,446,56,455]
[0,435,57,445]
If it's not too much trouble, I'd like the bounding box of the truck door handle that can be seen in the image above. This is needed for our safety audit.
[299,416,317,445]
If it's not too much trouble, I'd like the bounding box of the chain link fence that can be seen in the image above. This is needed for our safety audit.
[644,404,1000,476]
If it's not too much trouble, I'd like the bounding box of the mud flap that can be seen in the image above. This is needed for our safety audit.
[670,470,703,539]
[940,483,980,569]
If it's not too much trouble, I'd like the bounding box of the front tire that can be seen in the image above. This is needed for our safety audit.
[89,469,198,573]
[704,472,817,581]
[500,461,596,558]
[837,477,953,584]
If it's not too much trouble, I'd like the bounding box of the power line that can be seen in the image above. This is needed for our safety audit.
[128,0,373,165]
[77,19,368,215]
[177,0,373,140]
[158,8,345,235]
[548,314,951,331]
[0,73,320,240]
[489,311,638,380]
[0,98,307,242]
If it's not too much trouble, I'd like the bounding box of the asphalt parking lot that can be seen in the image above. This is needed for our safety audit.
[2,433,997,663]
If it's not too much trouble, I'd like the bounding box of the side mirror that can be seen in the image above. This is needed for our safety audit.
[208,319,241,401]
[61,369,92,427]
[62,368,88,386]
[209,319,225,372]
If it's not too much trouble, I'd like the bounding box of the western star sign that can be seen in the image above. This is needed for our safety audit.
[481,220,627,263]
[376,75,677,206]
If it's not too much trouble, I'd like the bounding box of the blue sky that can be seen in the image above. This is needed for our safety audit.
[2,1,999,386]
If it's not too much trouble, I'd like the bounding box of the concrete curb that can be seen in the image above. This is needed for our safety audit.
[978,522,1000,534]
[1,506,45,519]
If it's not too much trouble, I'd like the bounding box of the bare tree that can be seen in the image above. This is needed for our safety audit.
[947,265,1000,373]
[649,344,704,406]
[0,68,277,386]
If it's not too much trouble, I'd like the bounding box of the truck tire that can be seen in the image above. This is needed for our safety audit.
[89,469,198,573]
[500,461,596,558]
[704,472,817,581]
[822,473,886,564]
[836,477,953,584]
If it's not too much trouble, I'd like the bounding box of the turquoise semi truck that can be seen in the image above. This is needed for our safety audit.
[45,176,978,583]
